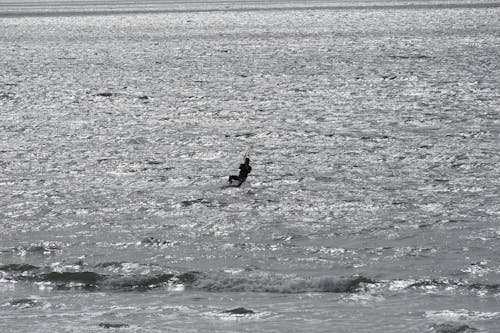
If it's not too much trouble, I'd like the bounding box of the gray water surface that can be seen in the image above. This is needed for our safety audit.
[1,1,499,332]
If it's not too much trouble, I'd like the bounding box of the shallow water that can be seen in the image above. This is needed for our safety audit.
[1,1,500,332]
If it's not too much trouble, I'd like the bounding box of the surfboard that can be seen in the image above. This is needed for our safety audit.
[220,180,244,189]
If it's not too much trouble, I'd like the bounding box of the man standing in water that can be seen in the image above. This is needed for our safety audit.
[228,157,252,187]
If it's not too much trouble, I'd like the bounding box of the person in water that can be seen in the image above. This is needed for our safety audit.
[228,157,252,186]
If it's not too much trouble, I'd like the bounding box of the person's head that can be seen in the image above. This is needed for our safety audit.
[244,157,250,164]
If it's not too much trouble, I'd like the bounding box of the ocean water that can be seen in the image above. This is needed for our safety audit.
[1,1,499,332]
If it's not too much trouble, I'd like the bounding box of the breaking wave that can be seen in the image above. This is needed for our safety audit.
[192,273,374,293]
[2,263,498,296]
[0,264,372,293]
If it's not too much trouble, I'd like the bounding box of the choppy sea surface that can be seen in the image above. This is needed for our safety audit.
[1,1,499,332]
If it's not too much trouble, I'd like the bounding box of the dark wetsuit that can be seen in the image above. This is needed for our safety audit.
[229,162,252,186]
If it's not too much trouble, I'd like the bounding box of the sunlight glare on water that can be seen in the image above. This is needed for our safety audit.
[1,1,499,332]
